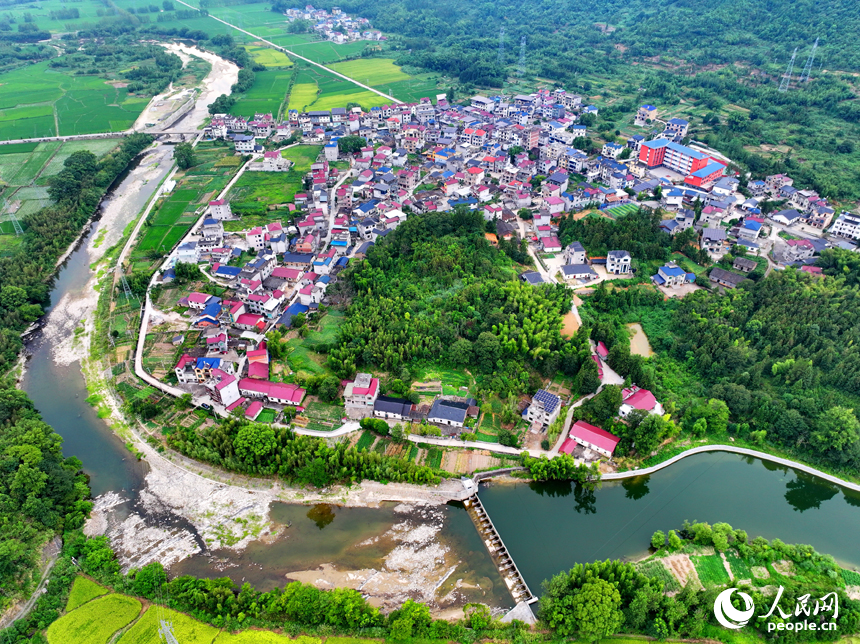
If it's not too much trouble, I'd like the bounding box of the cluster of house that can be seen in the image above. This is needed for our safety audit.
[280,5,381,43]
[174,339,307,421]
[520,241,632,286]
[342,373,479,435]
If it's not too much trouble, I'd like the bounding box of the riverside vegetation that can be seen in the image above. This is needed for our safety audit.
[5,521,859,643]
[0,134,153,610]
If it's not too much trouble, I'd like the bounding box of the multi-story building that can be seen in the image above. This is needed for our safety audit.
[525,389,561,428]
[639,139,710,176]
[344,373,380,408]
[830,212,860,240]
[607,250,632,274]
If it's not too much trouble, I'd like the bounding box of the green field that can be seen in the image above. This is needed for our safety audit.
[65,576,109,612]
[724,553,753,581]
[256,409,276,423]
[356,430,375,451]
[287,67,389,113]
[329,58,411,86]
[245,44,293,68]
[691,554,732,587]
[47,594,141,644]
[230,69,294,119]
[0,61,149,140]
[637,561,682,592]
[304,310,345,348]
[227,145,321,206]
[118,606,220,644]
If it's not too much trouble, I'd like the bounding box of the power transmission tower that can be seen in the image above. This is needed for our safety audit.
[518,36,526,77]
[7,212,23,236]
[119,272,137,303]
[158,619,180,644]
[497,27,505,68]
[799,37,819,83]
[778,47,798,92]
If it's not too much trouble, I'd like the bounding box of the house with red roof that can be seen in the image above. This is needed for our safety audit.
[174,354,197,384]
[262,150,289,172]
[247,361,270,380]
[596,341,609,360]
[245,400,264,421]
[238,378,306,406]
[205,368,242,408]
[541,236,561,252]
[235,313,266,332]
[591,354,604,380]
[344,372,379,408]
[619,385,663,417]
[561,420,620,458]
[187,292,214,311]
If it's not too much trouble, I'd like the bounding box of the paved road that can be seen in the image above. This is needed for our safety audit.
[175,0,401,105]
[602,444,860,492]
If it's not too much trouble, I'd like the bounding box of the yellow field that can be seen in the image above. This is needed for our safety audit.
[245,44,293,68]
[287,82,319,111]
[329,58,410,85]
[118,606,220,644]
[65,576,109,611]
[214,630,311,643]
[310,91,390,111]
[47,594,141,644]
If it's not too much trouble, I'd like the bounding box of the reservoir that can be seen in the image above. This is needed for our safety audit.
[479,451,860,594]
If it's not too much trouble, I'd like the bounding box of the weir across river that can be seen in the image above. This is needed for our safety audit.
[464,491,537,607]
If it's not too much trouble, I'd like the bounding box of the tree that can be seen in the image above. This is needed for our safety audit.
[474,332,501,371]
[174,143,195,170]
[448,338,473,365]
[337,136,366,155]
[651,530,665,549]
[569,578,624,641]
[811,406,860,453]
[667,530,682,550]
[317,375,340,402]
[234,422,276,460]
[174,393,192,410]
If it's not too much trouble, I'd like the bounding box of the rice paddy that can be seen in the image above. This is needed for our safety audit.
[329,58,411,86]
[245,44,293,68]
[229,69,294,119]
[0,61,149,140]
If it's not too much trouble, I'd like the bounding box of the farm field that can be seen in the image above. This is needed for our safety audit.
[691,553,732,586]
[328,58,411,86]
[245,43,293,67]
[117,605,220,644]
[214,630,304,643]
[227,144,321,207]
[286,67,389,113]
[46,593,141,644]
[65,576,109,612]
[0,61,149,140]
[229,69,294,119]
[130,143,242,269]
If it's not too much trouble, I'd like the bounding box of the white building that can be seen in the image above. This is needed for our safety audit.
[209,199,232,220]
[525,389,561,428]
[607,250,631,274]
[830,212,860,240]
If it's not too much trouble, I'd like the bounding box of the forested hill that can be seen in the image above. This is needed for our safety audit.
[320,0,859,83]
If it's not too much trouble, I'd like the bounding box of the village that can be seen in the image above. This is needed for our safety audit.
[134,85,857,472]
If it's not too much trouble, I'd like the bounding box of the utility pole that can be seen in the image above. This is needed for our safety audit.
[778,47,798,93]
[518,36,526,78]
[798,37,819,83]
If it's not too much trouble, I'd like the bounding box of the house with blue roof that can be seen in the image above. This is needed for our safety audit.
[277,302,310,328]
[738,219,763,242]
[652,262,693,288]
[213,265,242,279]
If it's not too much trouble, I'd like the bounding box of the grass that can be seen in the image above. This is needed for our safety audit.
[355,430,375,451]
[304,310,345,348]
[256,409,276,423]
[47,594,141,644]
[117,605,220,644]
[65,576,109,612]
[227,145,321,206]
[691,554,731,587]
[724,552,753,581]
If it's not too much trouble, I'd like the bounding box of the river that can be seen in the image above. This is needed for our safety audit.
[479,451,860,594]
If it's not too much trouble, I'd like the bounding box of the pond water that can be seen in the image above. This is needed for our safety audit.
[627,322,654,357]
[479,451,860,594]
